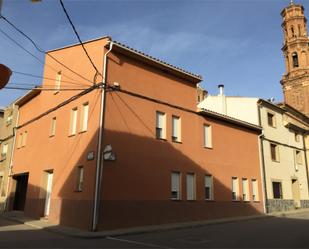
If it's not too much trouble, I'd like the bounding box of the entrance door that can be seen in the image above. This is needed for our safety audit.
[13,173,29,211]
[44,171,53,216]
[292,179,301,208]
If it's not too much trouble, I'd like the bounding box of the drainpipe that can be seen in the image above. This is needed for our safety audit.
[92,41,113,231]
[257,103,269,213]
[302,134,309,202]
[4,104,19,211]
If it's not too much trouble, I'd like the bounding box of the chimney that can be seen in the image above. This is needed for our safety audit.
[218,84,224,96]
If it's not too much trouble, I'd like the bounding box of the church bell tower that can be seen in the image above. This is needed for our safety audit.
[281,1,309,116]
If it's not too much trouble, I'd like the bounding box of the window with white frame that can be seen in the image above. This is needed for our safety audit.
[50,117,56,137]
[251,179,259,201]
[204,124,212,148]
[1,144,8,159]
[54,71,61,93]
[21,131,27,147]
[80,102,89,132]
[186,173,196,201]
[171,172,181,200]
[17,133,22,149]
[156,111,166,139]
[205,175,213,200]
[172,115,181,142]
[232,177,239,201]
[69,107,78,136]
[242,178,249,201]
[76,166,84,192]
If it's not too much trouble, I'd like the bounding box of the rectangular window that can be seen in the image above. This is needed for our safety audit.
[272,181,283,199]
[205,175,213,200]
[6,114,12,126]
[267,112,276,128]
[204,124,212,148]
[270,143,279,162]
[252,179,259,201]
[156,111,166,139]
[50,117,56,137]
[54,71,61,93]
[232,177,239,201]
[17,133,22,149]
[172,115,181,142]
[1,144,8,159]
[295,150,302,165]
[171,172,181,200]
[76,166,84,192]
[21,131,27,147]
[80,102,89,132]
[242,178,249,201]
[295,132,300,142]
[186,173,196,200]
[69,107,78,136]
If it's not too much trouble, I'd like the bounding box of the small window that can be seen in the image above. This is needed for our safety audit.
[6,114,13,126]
[1,144,8,159]
[69,107,78,136]
[186,173,196,201]
[295,132,301,142]
[171,172,181,200]
[156,111,166,139]
[55,71,61,93]
[172,116,181,142]
[204,124,212,148]
[251,179,259,202]
[267,112,276,127]
[76,166,84,192]
[272,181,283,199]
[50,117,56,137]
[17,133,22,149]
[205,175,213,200]
[295,150,302,165]
[21,131,27,147]
[80,102,89,132]
[270,143,279,162]
[292,52,299,68]
[242,178,249,201]
[232,177,239,201]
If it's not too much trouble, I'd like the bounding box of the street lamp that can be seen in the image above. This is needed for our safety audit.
[0,64,12,89]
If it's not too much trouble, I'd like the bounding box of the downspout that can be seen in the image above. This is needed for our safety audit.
[92,41,113,231]
[302,133,309,202]
[257,103,269,213]
[4,104,19,211]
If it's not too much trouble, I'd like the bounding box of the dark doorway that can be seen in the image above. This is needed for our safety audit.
[13,173,29,211]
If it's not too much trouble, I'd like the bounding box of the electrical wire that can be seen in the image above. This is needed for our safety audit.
[0,15,94,84]
[3,86,90,91]
[58,0,102,83]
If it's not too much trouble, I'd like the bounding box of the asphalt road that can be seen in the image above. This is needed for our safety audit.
[0,212,309,248]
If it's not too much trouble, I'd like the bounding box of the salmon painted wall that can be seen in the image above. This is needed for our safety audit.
[10,38,264,231]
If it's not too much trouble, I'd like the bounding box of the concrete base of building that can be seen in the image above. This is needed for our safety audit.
[267,199,309,213]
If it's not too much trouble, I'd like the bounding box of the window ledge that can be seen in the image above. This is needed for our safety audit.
[205,199,215,202]
[79,130,87,134]
[49,135,55,138]
[68,134,76,137]
[204,146,213,150]
[272,160,280,163]
[172,140,182,144]
[156,138,167,141]
[74,190,82,193]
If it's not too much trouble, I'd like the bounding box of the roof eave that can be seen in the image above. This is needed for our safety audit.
[15,89,41,107]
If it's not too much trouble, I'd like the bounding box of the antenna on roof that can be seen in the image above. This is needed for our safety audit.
[290,0,294,5]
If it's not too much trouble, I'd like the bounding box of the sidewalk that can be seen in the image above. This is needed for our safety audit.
[2,209,307,239]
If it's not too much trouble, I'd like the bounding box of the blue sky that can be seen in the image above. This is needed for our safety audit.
[0,0,303,107]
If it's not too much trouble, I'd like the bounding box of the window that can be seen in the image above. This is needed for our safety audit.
[80,102,89,132]
[291,26,295,37]
[21,131,27,147]
[295,150,302,165]
[186,173,196,200]
[292,52,299,67]
[171,172,181,200]
[6,113,13,126]
[204,124,212,148]
[50,117,56,137]
[295,132,301,142]
[205,175,213,200]
[272,181,283,199]
[251,179,259,202]
[232,177,239,201]
[242,178,249,201]
[156,111,166,139]
[69,107,78,136]
[0,176,3,197]
[172,116,181,142]
[76,166,84,192]
[55,71,61,93]
[267,112,276,127]
[17,133,22,149]
[1,144,8,159]
[270,143,279,162]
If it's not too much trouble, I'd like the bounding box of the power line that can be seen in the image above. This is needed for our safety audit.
[0,15,94,84]
[59,0,102,83]
[4,86,89,91]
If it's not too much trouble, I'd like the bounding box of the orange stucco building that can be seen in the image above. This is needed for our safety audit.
[8,37,264,231]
